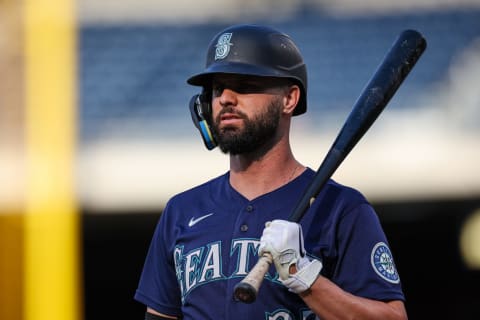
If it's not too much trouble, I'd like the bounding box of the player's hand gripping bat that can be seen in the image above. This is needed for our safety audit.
[233,29,427,303]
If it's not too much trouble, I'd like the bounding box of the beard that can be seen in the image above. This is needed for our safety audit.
[211,99,282,155]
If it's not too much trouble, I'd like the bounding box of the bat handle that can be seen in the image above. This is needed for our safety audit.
[233,252,273,303]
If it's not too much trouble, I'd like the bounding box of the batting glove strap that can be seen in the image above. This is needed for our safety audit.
[281,259,323,294]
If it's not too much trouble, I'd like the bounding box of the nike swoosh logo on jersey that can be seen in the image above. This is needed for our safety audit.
[188,213,214,227]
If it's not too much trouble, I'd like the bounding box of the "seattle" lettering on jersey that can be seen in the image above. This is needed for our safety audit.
[173,238,279,301]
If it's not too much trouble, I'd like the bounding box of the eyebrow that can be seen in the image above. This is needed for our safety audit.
[213,76,292,87]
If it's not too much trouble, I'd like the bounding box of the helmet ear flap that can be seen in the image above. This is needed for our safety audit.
[189,91,217,150]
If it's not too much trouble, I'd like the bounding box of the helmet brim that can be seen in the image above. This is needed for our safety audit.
[187,62,296,86]
[187,62,306,115]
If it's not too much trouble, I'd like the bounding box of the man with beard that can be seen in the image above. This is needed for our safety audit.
[135,24,407,320]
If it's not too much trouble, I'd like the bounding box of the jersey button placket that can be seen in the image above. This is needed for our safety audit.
[240,205,254,232]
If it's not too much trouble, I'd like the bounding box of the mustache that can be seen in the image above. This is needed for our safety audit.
[215,108,248,123]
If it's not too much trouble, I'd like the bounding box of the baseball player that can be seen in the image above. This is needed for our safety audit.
[135,24,407,320]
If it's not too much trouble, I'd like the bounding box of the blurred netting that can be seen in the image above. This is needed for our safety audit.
[79,10,480,142]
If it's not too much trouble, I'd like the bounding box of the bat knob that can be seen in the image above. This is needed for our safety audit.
[233,282,257,304]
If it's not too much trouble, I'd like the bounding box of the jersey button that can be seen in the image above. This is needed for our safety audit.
[240,224,248,232]
[246,205,254,212]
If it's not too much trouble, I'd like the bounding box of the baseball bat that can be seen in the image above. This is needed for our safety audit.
[233,29,426,303]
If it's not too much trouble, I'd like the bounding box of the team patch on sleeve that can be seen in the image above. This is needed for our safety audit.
[370,242,400,284]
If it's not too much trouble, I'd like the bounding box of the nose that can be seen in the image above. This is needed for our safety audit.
[217,88,238,107]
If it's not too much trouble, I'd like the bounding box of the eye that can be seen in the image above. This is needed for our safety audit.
[235,83,263,93]
[212,84,224,97]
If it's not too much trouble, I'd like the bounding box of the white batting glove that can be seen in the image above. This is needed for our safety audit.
[258,220,322,294]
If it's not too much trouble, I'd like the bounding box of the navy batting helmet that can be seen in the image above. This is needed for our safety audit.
[187,24,308,115]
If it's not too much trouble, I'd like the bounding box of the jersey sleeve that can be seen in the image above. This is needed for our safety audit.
[332,202,405,302]
[134,201,183,317]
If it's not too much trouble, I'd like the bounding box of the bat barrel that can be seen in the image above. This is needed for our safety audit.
[288,29,426,223]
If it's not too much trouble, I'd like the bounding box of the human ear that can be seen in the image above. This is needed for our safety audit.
[283,85,301,115]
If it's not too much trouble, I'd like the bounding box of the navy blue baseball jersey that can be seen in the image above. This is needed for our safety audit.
[135,168,405,319]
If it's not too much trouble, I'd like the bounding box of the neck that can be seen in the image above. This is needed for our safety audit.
[228,138,305,200]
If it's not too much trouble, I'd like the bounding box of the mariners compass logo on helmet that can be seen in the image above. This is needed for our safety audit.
[215,33,233,60]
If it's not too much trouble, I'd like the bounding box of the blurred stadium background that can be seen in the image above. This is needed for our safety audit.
[1,0,480,319]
